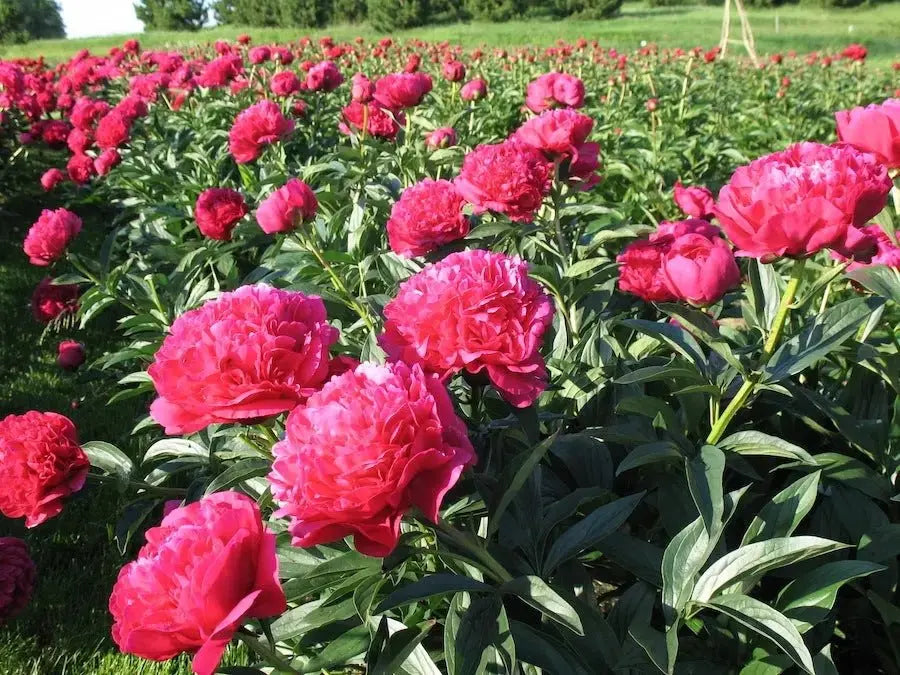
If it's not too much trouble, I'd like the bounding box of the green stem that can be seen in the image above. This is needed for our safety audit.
[236,630,301,674]
[297,232,376,337]
[550,182,571,262]
[434,519,513,584]
[706,258,806,445]
[86,473,186,497]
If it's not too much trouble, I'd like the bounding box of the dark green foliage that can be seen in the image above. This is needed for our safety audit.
[0,0,64,44]
[133,0,207,30]
[279,0,332,28]
[331,0,368,22]
[367,0,426,31]
[557,0,625,18]
[464,0,523,21]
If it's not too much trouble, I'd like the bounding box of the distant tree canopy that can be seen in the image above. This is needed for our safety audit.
[134,0,207,31]
[0,0,65,44]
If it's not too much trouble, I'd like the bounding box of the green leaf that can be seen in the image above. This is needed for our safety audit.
[628,620,672,674]
[764,297,883,383]
[451,596,514,675]
[741,471,821,545]
[143,438,208,463]
[686,445,725,534]
[614,363,702,385]
[270,598,357,642]
[718,431,816,465]
[204,457,271,495]
[812,452,892,502]
[488,433,556,537]
[82,441,134,486]
[858,524,900,563]
[620,319,707,372]
[115,498,159,554]
[376,574,493,613]
[370,616,441,675]
[699,594,814,674]
[616,441,683,475]
[300,624,369,673]
[543,492,644,573]
[662,517,709,625]
[370,621,435,675]
[776,560,885,633]
[846,265,900,304]
[692,537,848,603]
[500,576,584,635]
[510,620,590,675]
[747,259,782,332]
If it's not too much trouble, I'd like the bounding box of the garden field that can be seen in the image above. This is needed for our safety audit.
[0,13,899,675]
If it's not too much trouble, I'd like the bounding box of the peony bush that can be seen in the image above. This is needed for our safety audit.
[1,34,899,674]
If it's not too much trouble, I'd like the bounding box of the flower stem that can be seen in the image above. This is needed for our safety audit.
[86,473,186,497]
[236,630,301,674]
[706,257,806,445]
[297,232,376,336]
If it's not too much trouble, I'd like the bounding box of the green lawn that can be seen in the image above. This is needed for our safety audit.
[2,3,900,66]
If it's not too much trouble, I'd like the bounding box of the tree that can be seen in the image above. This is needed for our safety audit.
[0,0,64,44]
[134,0,207,31]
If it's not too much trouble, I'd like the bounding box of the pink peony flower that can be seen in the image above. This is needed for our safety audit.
[270,70,301,97]
[340,101,403,140]
[40,168,65,191]
[460,78,487,101]
[832,224,900,271]
[256,178,318,235]
[57,340,86,371]
[442,60,466,82]
[305,60,344,92]
[661,234,741,306]
[381,249,554,407]
[94,148,121,176]
[617,238,677,302]
[351,73,375,103]
[66,127,92,154]
[0,538,36,624]
[568,141,602,191]
[197,54,244,88]
[374,72,433,109]
[148,284,338,435]
[525,72,585,113]
[455,140,552,223]
[195,188,248,240]
[714,142,892,260]
[651,218,722,242]
[425,127,457,149]
[514,108,594,160]
[109,492,286,675]
[0,412,89,527]
[673,181,716,220]
[835,99,900,169]
[269,361,476,557]
[95,110,131,149]
[31,277,80,323]
[248,46,270,64]
[23,208,82,266]
[67,153,95,184]
[387,179,469,257]
[228,100,295,164]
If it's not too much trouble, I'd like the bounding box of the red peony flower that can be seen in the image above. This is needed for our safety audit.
[340,101,403,140]
[443,60,466,82]
[94,148,121,176]
[256,178,318,235]
[455,140,552,223]
[617,238,677,302]
[715,142,892,259]
[525,72,585,113]
[95,110,131,149]
[66,127,92,154]
[270,70,300,97]
[374,72,433,109]
[0,411,89,527]
[269,361,476,557]
[835,99,900,169]
[387,179,469,257]
[305,60,344,92]
[31,277,80,323]
[351,73,374,103]
[228,100,295,164]
[0,538,35,624]
[661,234,741,306]
[651,218,721,242]
[109,492,286,675]
[425,126,457,149]
[40,168,65,191]
[460,78,487,101]
[381,249,555,407]
[197,54,244,88]
[57,340,86,371]
[148,284,337,435]
[567,140,602,191]
[66,153,95,184]
[23,208,82,266]
[248,46,270,64]
[673,181,716,220]
[194,188,248,240]
[832,224,900,271]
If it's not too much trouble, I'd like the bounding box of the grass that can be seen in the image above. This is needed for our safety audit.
[1,2,899,66]
[0,171,252,673]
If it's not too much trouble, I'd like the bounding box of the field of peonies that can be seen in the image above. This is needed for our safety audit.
[1,34,900,675]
